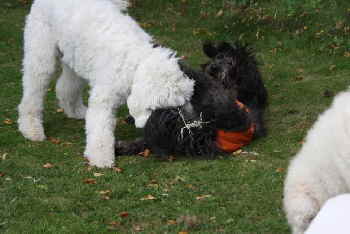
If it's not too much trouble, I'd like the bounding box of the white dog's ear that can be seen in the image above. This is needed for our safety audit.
[127,94,151,128]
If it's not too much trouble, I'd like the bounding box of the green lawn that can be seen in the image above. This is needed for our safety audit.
[1,0,350,233]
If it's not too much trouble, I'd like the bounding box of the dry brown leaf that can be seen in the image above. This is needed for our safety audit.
[48,137,61,144]
[1,153,8,160]
[56,108,64,113]
[99,190,112,195]
[196,194,212,200]
[108,221,121,227]
[140,194,156,201]
[133,225,143,232]
[216,9,224,17]
[3,119,13,125]
[112,167,123,173]
[168,155,176,162]
[178,232,189,234]
[43,163,54,168]
[0,172,5,177]
[93,172,104,177]
[101,195,111,200]
[295,75,304,81]
[138,148,151,157]
[83,178,97,184]
[167,220,177,225]
[344,52,350,57]
[119,211,129,218]
[276,167,285,173]
[329,65,336,71]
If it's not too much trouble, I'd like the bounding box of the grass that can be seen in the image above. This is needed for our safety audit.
[1,0,350,233]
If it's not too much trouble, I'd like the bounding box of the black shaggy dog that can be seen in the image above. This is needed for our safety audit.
[201,41,268,137]
[115,41,267,157]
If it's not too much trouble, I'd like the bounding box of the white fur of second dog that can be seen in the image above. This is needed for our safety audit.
[18,0,194,168]
[283,89,350,234]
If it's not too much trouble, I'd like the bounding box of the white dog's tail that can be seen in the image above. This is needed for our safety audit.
[108,0,129,11]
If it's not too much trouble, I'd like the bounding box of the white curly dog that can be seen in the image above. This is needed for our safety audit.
[18,0,194,168]
[284,89,350,233]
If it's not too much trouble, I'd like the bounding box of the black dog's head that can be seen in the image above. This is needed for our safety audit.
[178,61,237,122]
[201,41,259,89]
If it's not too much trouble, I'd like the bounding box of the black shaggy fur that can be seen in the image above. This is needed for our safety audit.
[115,41,267,157]
[115,61,253,157]
[142,63,252,157]
[201,41,268,137]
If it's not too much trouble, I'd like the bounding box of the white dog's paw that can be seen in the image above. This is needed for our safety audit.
[18,117,46,141]
[85,154,114,168]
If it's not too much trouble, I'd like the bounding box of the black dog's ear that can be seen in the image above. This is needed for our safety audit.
[202,41,218,58]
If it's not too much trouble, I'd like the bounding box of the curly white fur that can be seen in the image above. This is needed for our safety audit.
[283,90,350,234]
[18,0,194,168]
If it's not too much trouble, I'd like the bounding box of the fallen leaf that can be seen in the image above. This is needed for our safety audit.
[167,220,177,225]
[329,65,336,71]
[119,211,129,218]
[344,52,350,57]
[48,137,61,144]
[232,149,242,156]
[133,225,143,232]
[179,232,189,234]
[83,178,97,184]
[43,163,54,168]
[61,142,73,146]
[276,167,285,173]
[56,108,64,113]
[138,148,151,157]
[99,190,112,195]
[196,194,212,200]
[1,153,8,160]
[113,167,123,173]
[295,75,304,81]
[140,194,156,200]
[93,172,104,177]
[3,119,13,125]
[108,221,121,226]
[216,9,224,17]
[107,221,121,230]
[168,155,176,162]
[0,172,5,177]
[101,195,110,200]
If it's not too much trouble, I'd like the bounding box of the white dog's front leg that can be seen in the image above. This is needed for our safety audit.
[84,87,119,168]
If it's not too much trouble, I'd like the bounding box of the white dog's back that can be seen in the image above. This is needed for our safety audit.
[18,0,194,168]
[284,90,350,234]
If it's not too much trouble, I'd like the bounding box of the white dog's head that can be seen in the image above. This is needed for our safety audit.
[127,48,194,128]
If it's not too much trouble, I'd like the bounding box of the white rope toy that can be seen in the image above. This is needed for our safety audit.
[178,108,210,140]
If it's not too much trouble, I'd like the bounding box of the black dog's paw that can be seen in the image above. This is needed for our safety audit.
[115,138,146,156]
